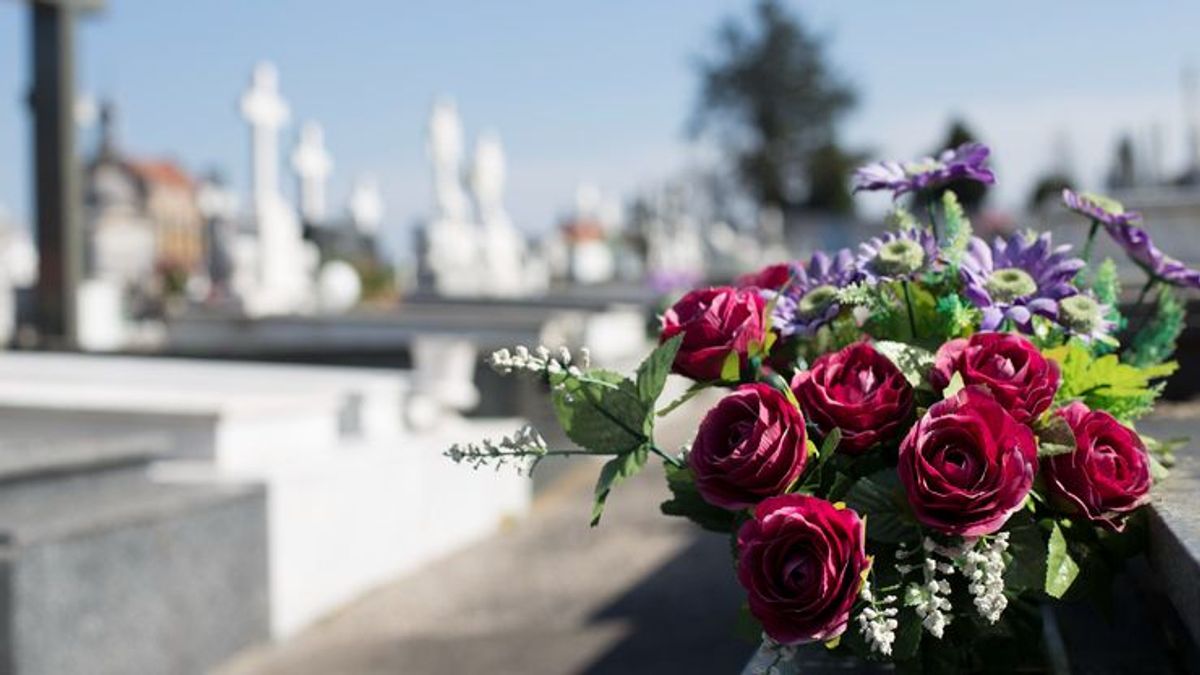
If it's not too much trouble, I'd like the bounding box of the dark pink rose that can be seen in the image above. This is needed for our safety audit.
[898,387,1037,536]
[736,262,794,291]
[660,287,766,381]
[1043,402,1152,531]
[690,383,808,510]
[791,342,915,454]
[737,494,869,645]
[930,332,1060,425]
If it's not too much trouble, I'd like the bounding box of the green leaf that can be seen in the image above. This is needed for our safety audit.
[874,340,935,390]
[1036,415,1076,458]
[734,604,763,643]
[844,469,920,544]
[636,334,682,405]
[660,461,737,533]
[1045,341,1176,421]
[942,371,965,399]
[1045,521,1080,598]
[720,350,742,382]
[591,445,649,526]
[819,427,842,463]
[1125,285,1185,367]
[1004,511,1047,592]
[552,370,647,455]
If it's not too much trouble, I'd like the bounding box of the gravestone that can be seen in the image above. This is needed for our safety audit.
[0,430,268,675]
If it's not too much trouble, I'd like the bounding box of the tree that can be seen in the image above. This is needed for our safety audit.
[690,0,857,216]
[1027,173,1074,211]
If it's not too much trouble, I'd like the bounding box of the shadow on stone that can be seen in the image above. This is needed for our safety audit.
[578,531,755,675]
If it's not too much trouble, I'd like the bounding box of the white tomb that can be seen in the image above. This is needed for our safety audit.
[290,120,333,224]
[0,353,530,638]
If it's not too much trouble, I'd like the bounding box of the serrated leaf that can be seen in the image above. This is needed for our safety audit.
[874,340,935,389]
[1045,521,1080,598]
[1045,340,1176,421]
[720,350,742,382]
[660,461,737,532]
[843,469,920,544]
[591,446,649,526]
[552,370,647,455]
[636,334,682,405]
[942,371,965,399]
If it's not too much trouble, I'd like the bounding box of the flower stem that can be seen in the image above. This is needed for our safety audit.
[1128,277,1160,338]
[902,280,919,340]
[650,445,684,468]
[1081,220,1101,265]
[926,199,941,242]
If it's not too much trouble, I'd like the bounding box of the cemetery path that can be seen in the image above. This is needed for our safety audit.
[216,390,756,675]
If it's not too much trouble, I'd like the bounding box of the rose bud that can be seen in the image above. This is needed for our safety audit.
[735,262,795,292]
[930,332,1060,425]
[792,342,915,454]
[898,387,1037,537]
[737,494,869,645]
[690,383,808,510]
[1043,402,1152,531]
[660,287,766,381]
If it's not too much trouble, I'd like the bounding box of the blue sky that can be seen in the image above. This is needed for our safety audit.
[1,1,1198,247]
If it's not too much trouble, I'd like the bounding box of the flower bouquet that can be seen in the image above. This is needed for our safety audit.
[447,144,1191,673]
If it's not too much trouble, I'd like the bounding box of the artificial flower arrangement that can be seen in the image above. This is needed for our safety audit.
[447,143,1192,673]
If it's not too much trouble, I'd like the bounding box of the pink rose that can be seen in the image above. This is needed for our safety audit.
[898,388,1038,536]
[792,342,915,454]
[1043,402,1152,531]
[930,332,1059,425]
[660,287,766,381]
[690,383,808,509]
[736,262,794,292]
[737,494,869,644]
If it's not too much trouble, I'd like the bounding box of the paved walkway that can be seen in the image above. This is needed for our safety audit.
[217,395,755,675]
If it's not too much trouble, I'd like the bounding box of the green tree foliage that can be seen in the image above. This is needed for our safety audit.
[691,0,857,215]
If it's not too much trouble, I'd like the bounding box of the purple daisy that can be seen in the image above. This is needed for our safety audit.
[959,232,1084,331]
[855,227,939,282]
[1061,189,1142,227]
[1057,293,1118,344]
[773,249,856,337]
[1105,223,1200,288]
[852,142,996,199]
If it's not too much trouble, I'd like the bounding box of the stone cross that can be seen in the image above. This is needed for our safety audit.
[240,62,290,214]
[291,120,332,223]
[426,99,470,223]
[348,175,383,235]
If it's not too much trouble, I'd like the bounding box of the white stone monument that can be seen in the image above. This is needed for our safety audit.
[469,133,530,297]
[348,174,384,235]
[422,99,484,297]
[239,62,317,316]
[291,120,333,224]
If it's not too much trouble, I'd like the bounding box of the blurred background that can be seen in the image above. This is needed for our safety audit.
[0,1,1198,674]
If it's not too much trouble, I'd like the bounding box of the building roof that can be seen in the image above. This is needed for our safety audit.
[126,160,194,190]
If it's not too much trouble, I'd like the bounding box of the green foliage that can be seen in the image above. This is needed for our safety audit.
[1124,286,1184,368]
[938,191,972,267]
[885,206,920,231]
[592,447,649,526]
[1045,521,1080,598]
[843,468,920,544]
[873,340,935,390]
[942,371,965,399]
[860,281,939,346]
[1091,258,1121,310]
[1044,341,1177,422]
[1003,511,1047,592]
[933,294,979,340]
[552,370,647,456]
[636,335,682,406]
[720,350,742,382]
[660,461,738,533]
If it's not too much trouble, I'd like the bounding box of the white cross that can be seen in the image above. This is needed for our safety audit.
[348,174,383,234]
[240,61,290,211]
[291,120,333,223]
